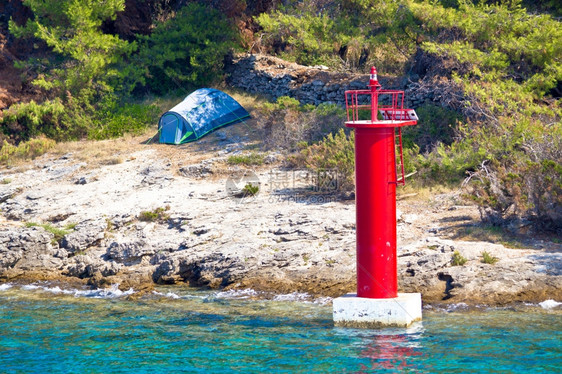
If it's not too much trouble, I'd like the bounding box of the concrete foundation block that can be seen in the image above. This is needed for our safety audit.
[333,293,422,328]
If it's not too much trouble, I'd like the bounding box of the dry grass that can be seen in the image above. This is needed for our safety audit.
[222,87,269,113]
[50,130,156,167]
[397,183,457,202]
[451,225,529,249]
[49,89,268,168]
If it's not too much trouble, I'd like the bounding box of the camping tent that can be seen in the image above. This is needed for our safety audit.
[158,88,250,144]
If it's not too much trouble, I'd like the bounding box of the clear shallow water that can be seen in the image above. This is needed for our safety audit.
[0,284,560,373]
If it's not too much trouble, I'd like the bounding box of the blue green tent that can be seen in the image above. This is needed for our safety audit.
[158,88,250,144]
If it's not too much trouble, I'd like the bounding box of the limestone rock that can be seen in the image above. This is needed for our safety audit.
[107,240,155,266]
[61,219,107,253]
[65,254,122,278]
[0,227,67,276]
[0,186,18,203]
[179,161,214,178]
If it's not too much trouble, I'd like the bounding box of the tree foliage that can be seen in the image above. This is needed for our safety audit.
[255,0,420,73]
[415,0,562,100]
[135,3,237,94]
[409,0,562,229]
[9,0,135,102]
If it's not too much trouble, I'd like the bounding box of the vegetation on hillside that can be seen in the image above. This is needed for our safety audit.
[255,0,561,230]
[0,0,560,231]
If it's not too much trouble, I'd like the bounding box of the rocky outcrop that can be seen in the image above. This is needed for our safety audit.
[226,53,393,106]
[107,239,155,266]
[398,237,562,304]
[60,219,107,254]
[0,227,67,278]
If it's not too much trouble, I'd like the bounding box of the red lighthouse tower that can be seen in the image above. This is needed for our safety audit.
[333,67,422,328]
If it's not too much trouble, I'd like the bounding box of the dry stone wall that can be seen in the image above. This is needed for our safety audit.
[226,53,442,109]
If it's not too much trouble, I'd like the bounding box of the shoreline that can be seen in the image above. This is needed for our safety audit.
[1,279,561,315]
[1,134,561,308]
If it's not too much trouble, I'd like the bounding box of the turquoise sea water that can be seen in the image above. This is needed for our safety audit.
[0,283,560,373]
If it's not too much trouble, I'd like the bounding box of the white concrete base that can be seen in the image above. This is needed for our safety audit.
[333,293,422,328]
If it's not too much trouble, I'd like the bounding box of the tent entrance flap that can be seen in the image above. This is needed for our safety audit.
[159,113,184,144]
[158,88,250,144]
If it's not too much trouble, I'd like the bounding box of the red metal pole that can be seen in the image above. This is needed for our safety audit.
[354,126,398,298]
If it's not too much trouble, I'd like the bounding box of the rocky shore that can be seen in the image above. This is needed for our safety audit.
[0,129,560,306]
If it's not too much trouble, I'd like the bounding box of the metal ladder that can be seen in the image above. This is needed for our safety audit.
[395,128,405,185]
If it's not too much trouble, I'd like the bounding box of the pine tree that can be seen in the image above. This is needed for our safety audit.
[9,0,135,104]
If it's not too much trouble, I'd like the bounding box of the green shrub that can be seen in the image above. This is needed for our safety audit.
[0,100,67,142]
[451,250,467,266]
[290,128,355,193]
[401,103,461,152]
[139,206,171,222]
[89,101,160,140]
[481,251,499,265]
[136,3,236,94]
[25,222,74,244]
[0,97,158,154]
[0,137,56,164]
[227,153,265,166]
[242,183,259,196]
[230,182,260,198]
[466,129,562,230]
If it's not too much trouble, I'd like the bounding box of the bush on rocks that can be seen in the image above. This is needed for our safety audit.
[256,96,345,151]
